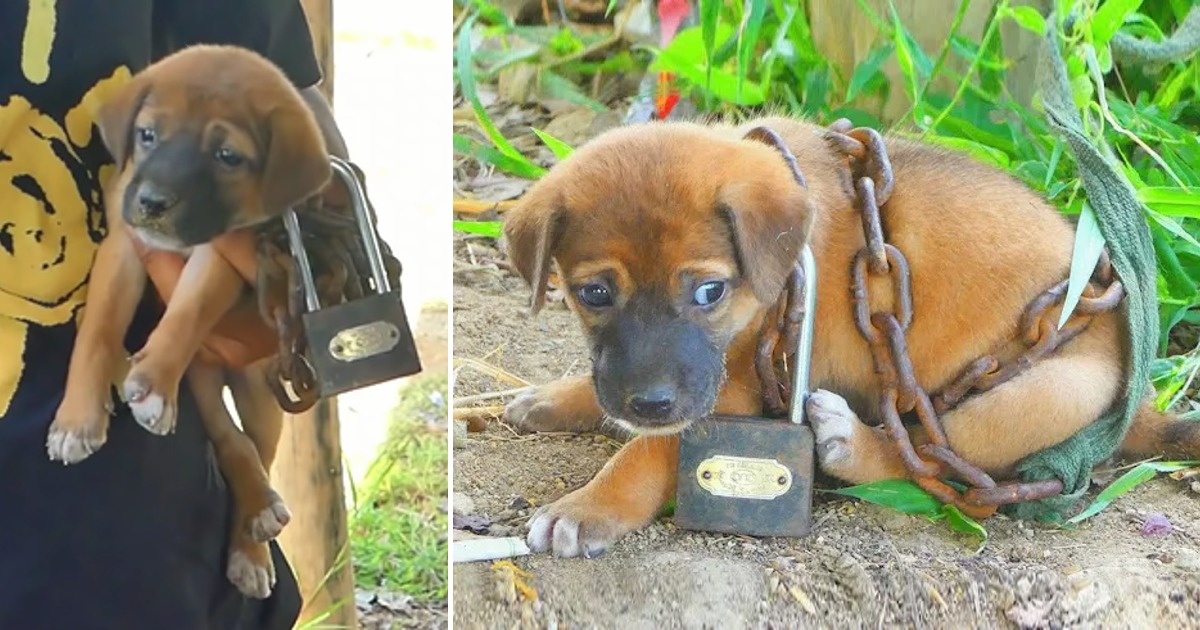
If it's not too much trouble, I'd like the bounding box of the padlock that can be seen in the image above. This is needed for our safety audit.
[673,244,817,538]
[281,156,423,400]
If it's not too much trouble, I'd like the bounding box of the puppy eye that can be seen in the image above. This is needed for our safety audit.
[135,127,157,147]
[214,147,245,168]
[577,284,613,308]
[692,280,726,307]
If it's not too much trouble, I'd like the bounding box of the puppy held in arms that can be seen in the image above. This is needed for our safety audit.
[502,116,1200,559]
[46,45,332,598]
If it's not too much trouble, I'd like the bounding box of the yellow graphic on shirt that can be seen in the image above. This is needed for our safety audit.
[21,0,57,85]
[0,66,132,415]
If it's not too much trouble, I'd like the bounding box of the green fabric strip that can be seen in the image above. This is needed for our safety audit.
[1005,13,1162,521]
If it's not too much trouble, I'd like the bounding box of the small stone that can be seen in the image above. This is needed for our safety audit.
[1175,548,1200,572]
[453,493,476,516]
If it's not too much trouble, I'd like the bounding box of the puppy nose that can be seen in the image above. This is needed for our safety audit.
[137,187,175,216]
[628,387,676,419]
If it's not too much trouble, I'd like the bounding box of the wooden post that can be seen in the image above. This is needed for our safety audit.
[272,1,357,628]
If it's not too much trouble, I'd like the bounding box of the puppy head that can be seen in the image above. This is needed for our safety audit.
[96,44,330,250]
[505,122,815,434]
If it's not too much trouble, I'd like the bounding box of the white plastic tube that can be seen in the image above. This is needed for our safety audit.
[451,536,531,563]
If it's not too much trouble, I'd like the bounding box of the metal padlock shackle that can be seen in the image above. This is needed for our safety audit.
[789,244,818,425]
[281,156,393,313]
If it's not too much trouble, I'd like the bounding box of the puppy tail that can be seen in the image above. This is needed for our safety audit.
[1118,397,1200,461]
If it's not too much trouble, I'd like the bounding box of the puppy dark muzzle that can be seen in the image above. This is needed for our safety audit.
[123,135,233,246]
[135,184,178,217]
[591,295,724,431]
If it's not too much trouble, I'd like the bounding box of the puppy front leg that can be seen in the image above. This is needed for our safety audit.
[504,375,605,433]
[48,231,146,463]
[527,434,679,558]
[125,244,244,435]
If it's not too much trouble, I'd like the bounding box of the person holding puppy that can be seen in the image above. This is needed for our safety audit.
[0,1,349,628]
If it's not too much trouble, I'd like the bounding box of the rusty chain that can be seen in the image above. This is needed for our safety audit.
[250,164,404,413]
[753,119,1127,517]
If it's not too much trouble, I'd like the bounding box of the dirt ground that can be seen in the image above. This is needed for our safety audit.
[450,233,1200,630]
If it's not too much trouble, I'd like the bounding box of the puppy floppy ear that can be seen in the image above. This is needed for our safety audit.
[260,105,332,213]
[503,203,565,315]
[96,76,152,165]
[718,183,814,304]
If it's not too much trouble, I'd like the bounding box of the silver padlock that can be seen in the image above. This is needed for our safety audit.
[280,156,422,403]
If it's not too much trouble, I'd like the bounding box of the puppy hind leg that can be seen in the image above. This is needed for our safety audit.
[227,358,284,471]
[1120,395,1200,462]
[806,389,909,484]
[932,348,1123,477]
[186,364,284,599]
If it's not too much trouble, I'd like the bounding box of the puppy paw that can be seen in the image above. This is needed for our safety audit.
[46,401,111,464]
[525,490,636,559]
[249,492,292,543]
[504,379,602,434]
[227,545,275,599]
[807,389,857,468]
[45,421,108,464]
[123,373,177,436]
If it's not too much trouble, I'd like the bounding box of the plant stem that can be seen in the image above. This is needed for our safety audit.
[901,0,974,125]
[922,0,1008,137]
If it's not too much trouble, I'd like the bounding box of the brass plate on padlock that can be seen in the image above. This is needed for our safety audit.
[328,320,401,362]
[696,455,792,500]
[673,415,814,538]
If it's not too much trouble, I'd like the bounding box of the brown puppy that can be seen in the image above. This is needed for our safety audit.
[502,116,1200,558]
[46,45,331,597]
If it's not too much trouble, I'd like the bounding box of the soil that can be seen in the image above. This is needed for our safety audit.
[450,234,1200,630]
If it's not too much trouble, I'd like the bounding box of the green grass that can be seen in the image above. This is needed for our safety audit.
[349,372,449,603]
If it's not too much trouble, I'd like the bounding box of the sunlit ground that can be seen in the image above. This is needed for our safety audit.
[330,2,450,490]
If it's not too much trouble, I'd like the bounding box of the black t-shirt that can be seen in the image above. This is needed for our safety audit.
[0,2,321,629]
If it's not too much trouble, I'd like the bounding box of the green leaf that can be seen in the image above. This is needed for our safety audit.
[538,69,607,112]
[453,133,546,179]
[530,128,575,161]
[1004,5,1047,35]
[1138,186,1200,219]
[942,504,988,539]
[736,0,768,103]
[653,28,766,106]
[1068,460,1198,524]
[1058,201,1107,329]
[1148,211,1200,251]
[827,479,942,516]
[452,220,503,238]
[889,1,923,102]
[846,44,895,102]
[700,0,721,99]
[920,135,1012,168]
[456,13,540,171]
[1091,0,1143,46]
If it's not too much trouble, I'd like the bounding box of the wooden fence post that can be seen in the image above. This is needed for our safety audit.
[273,1,358,628]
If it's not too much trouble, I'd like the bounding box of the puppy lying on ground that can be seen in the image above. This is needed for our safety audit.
[502,116,1200,558]
[46,45,331,597]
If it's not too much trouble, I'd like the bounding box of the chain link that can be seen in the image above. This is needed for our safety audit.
[755,119,1127,516]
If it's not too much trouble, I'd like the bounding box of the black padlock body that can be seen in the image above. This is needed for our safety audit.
[674,415,814,538]
[302,290,422,397]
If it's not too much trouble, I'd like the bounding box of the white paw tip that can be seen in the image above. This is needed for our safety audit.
[227,550,274,599]
[128,392,174,435]
[251,502,292,542]
[45,430,102,464]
